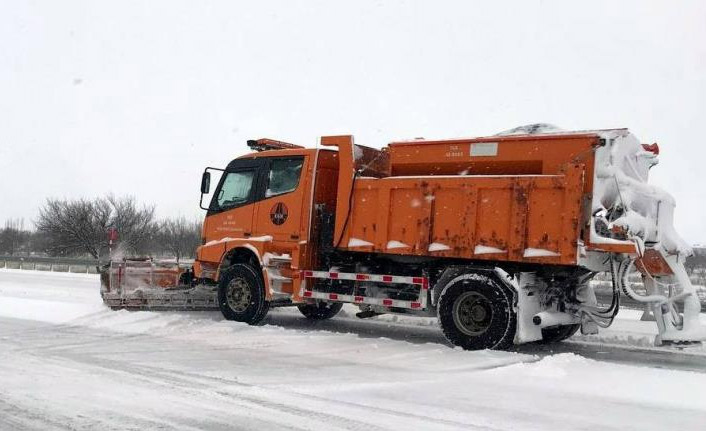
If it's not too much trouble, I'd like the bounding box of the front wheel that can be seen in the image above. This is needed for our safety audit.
[437,272,516,350]
[297,301,343,320]
[218,263,269,324]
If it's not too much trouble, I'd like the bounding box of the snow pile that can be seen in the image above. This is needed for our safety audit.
[204,235,273,247]
[523,248,560,258]
[0,269,104,323]
[474,245,506,255]
[485,352,706,412]
[348,237,374,247]
[386,240,410,249]
[262,252,291,265]
[572,308,706,350]
[495,123,564,136]
[428,242,451,252]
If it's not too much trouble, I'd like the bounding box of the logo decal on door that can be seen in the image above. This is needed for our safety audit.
[270,202,288,225]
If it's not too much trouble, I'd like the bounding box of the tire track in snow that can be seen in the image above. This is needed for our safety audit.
[0,395,78,431]
[15,327,511,431]
[31,350,388,431]
[35,334,528,431]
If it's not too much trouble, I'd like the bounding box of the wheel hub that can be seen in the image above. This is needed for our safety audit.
[226,277,251,312]
[453,291,493,336]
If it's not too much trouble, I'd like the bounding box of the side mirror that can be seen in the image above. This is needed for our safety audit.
[200,171,211,194]
[199,167,224,211]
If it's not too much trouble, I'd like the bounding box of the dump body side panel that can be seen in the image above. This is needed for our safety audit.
[339,166,585,266]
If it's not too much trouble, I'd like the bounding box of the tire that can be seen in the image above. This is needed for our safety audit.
[437,272,517,350]
[297,301,343,320]
[540,324,580,343]
[218,263,269,324]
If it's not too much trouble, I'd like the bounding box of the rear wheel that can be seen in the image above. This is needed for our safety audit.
[297,301,343,320]
[218,263,269,324]
[437,272,516,350]
[540,324,580,343]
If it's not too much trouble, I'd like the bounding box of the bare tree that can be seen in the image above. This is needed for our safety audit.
[156,217,201,262]
[28,230,50,255]
[35,198,109,259]
[106,195,156,256]
[0,219,31,256]
[35,195,156,261]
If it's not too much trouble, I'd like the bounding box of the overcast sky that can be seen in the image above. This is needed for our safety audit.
[1,1,705,242]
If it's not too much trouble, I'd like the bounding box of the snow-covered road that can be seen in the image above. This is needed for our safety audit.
[1,269,705,430]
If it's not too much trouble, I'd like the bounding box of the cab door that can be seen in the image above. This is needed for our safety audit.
[252,155,309,244]
[204,158,263,240]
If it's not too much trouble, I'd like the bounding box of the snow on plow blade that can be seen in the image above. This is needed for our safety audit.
[100,259,218,309]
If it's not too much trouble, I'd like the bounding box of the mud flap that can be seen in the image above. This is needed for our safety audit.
[513,272,543,344]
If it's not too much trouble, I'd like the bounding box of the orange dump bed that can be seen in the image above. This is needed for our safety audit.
[324,133,601,266]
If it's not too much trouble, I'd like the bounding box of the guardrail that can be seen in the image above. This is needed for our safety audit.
[3,255,706,308]
[0,255,101,274]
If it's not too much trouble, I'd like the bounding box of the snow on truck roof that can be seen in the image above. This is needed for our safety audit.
[388,125,630,146]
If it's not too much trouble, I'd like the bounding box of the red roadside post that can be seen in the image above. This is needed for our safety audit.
[107,228,118,259]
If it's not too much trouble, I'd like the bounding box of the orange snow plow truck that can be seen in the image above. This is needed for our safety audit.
[101,126,706,349]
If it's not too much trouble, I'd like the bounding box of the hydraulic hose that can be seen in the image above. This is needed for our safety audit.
[578,256,620,319]
[619,258,669,304]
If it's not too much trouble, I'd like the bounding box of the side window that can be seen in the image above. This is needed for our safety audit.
[216,170,255,209]
[266,158,304,198]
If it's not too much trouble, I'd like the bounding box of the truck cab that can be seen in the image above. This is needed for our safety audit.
[194,140,339,306]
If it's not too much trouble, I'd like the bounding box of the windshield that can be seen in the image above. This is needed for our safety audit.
[215,170,254,209]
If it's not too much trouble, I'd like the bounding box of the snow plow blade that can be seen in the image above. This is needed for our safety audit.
[100,259,218,309]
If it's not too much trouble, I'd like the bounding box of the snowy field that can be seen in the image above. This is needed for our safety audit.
[1,269,705,430]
